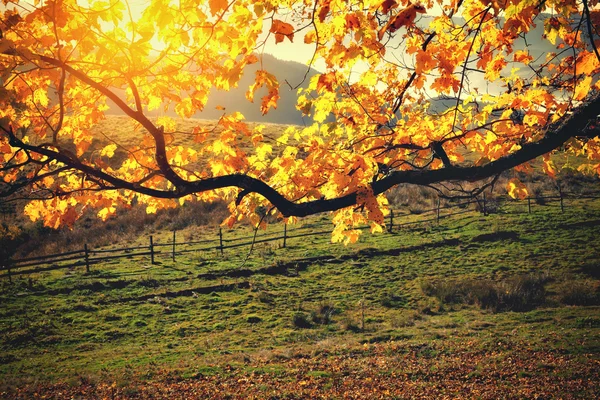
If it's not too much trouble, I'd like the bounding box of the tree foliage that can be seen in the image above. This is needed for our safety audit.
[0,0,599,242]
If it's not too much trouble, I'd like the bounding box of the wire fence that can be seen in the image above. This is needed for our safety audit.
[2,191,599,280]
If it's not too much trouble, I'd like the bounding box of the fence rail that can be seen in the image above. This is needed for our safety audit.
[2,191,600,280]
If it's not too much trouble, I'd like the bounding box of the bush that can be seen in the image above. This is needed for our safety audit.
[379,292,407,308]
[292,312,312,329]
[559,281,600,306]
[246,315,262,324]
[500,274,547,312]
[311,302,336,325]
[339,315,361,332]
[421,274,548,312]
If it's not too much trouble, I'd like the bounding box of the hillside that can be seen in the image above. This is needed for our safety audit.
[106,53,319,126]
[1,197,599,398]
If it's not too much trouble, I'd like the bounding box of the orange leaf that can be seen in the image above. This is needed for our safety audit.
[345,14,360,29]
[208,0,228,16]
[304,30,316,44]
[574,76,592,101]
[542,155,557,178]
[317,72,336,93]
[381,0,398,14]
[507,178,529,199]
[261,88,279,115]
[513,50,533,64]
[576,51,600,75]
[318,0,331,22]
[270,20,294,43]
[379,4,426,40]
[415,50,437,74]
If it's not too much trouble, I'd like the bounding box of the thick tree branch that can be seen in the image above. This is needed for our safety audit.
[38,55,186,189]
[4,93,599,218]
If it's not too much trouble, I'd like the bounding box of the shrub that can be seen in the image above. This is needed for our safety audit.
[246,315,262,324]
[255,291,274,304]
[390,310,421,328]
[311,302,336,325]
[379,292,407,308]
[339,315,361,332]
[421,274,548,312]
[292,312,312,329]
[559,281,600,306]
[499,274,547,312]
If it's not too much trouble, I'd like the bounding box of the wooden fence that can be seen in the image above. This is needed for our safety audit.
[2,191,599,280]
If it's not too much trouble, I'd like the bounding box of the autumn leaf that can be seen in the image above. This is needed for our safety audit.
[100,144,118,158]
[304,30,316,44]
[381,0,398,14]
[576,51,600,75]
[507,178,529,199]
[513,50,533,64]
[316,72,336,93]
[209,0,228,16]
[415,50,437,74]
[270,20,294,43]
[97,206,116,221]
[318,0,331,23]
[261,88,279,115]
[574,76,592,101]
[378,4,426,40]
[542,154,557,178]
[345,14,360,30]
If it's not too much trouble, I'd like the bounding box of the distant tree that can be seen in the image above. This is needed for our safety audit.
[0,0,599,242]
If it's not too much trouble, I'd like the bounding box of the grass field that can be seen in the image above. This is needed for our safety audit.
[1,196,599,398]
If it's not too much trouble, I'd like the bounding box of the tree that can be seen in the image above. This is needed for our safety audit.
[0,0,599,243]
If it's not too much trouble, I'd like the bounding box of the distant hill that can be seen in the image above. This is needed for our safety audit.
[106,53,319,126]
[105,14,566,125]
[198,54,319,125]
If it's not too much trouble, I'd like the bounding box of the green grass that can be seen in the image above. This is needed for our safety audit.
[1,197,599,393]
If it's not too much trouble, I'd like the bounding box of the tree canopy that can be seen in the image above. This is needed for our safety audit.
[1,0,599,243]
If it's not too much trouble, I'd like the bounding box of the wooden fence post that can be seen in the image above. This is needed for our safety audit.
[388,209,394,233]
[436,198,440,224]
[283,223,287,248]
[528,197,531,214]
[482,193,487,216]
[84,244,90,273]
[219,228,224,256]
[559,191,565,213]
[172,230,176,262]
[150,235,155,264]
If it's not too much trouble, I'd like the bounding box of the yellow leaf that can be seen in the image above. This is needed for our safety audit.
[100,144,117,157]
[175,98,195,118]
[24,202,41,221]
[360,71,378,86]
[574,76,592,101]
[33,88,49,107]
[255,142,272,160]
[507,178,529,199]
[213,140,236,157]
[542,155,557,178]
[98,206,116,221]
[147,94,162,111]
